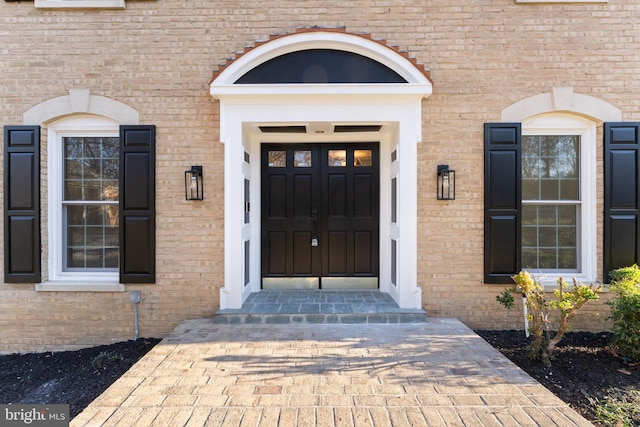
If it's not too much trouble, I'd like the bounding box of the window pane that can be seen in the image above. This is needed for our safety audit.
[558,227,576,247]
[522,248,538,269]
[64,204,119,270]
[539,249,557,269]
[102,137,119,158]
[105,224,119,245]
[85,248,104,268]
[103,159,119,180]
[268,151,286,167]
[328,150,346,167]
[560,179,579,200]
[522,179,539,200]
[84,180,102,200]
[522,226,537,247]
[85,205,104,225]
[67,248,85,268]
[86,226,105,247]
[65,159,83,179]
[538,205,556,225]
[354,150,372,166]
[558,249,577,269]
[522,205,537,225]
[104,248,119,268]
[521,204,577,270]
[294,150,312,167]
[538,226,557,247]
[67,205,85,225]
[102,182,119,201]
[68,226,85,246]
[522,135,580,202]
[540,180,559,200]
[558,205,577,225]
[64,137,119,202]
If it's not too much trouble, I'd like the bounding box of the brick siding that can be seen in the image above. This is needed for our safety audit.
[1,0,635,351]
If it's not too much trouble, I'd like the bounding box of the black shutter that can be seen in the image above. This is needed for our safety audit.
[484,123,521,284]
[4,126,41,283]
[604,122,640,281]
[120,125,155,283]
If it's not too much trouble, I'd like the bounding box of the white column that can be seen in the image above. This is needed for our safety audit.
[220,105,245,309]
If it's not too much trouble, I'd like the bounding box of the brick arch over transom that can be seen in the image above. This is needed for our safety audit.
[210,28,432,87]
[210,30,432,311]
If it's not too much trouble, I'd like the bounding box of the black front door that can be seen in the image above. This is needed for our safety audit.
[261,143,379,289]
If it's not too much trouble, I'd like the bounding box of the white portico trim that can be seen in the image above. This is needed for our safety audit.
[210,31,432,309]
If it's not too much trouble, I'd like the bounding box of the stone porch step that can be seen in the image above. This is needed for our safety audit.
[215,290,427,324]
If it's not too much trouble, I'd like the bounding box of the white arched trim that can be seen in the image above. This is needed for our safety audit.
[210,31,432,97]
[23,89,139,125]
[210,31,428,310]
[501,87,621,123]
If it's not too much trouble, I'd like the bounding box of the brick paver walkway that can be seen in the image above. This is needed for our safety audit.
[72,319,592,426]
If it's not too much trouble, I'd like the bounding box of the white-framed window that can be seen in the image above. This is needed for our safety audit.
[35,0,125,9]
[521,113,596,283]
[48,115,120,283]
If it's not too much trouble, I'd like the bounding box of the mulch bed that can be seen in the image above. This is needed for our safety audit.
[475,330,639,424]
[0,338,160,418]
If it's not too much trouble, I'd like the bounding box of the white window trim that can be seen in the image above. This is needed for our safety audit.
[522,113,597,286]
[35,0,125,9]
[46,115,121,285]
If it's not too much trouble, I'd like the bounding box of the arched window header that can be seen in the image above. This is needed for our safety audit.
[211,31,433,92]
[501,87,621,123]
[23,89,139,125]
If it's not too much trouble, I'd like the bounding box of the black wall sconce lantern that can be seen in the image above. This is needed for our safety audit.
[437,164,455,200]
[185,166,204,200]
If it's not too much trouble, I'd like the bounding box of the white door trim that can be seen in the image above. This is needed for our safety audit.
[210,32,432,309]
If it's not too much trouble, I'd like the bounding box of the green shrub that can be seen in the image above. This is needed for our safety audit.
[608,264,640,364]
[497,271,601,367]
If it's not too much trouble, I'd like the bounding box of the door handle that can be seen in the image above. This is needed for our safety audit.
[312,209,318,247]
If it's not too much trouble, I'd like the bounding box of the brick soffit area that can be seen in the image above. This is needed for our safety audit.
[209,27,433,85]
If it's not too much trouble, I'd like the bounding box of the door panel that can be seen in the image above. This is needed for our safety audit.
[267,231,286,275]
[327,231,347,274]
[293,231,314,274]
[293,175,313,217]
[261,143,379,289]
[262,144,320,283]
[321,144,379,279]
[354,175,374,217]
[354,231,373,273]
